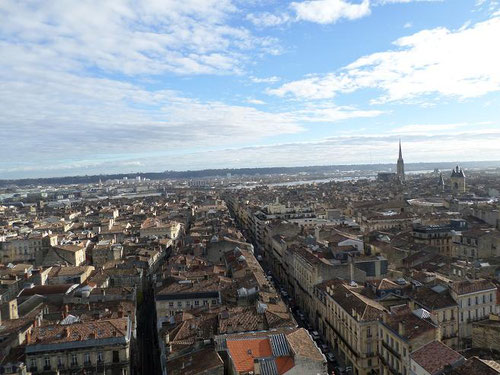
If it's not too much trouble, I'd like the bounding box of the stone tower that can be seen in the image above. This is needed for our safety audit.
[397,139,405,183]
[450,165,466,194]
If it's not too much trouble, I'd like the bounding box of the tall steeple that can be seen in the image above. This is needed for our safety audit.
[397,139,405,183]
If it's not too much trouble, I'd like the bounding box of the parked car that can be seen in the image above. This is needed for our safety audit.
[311,331,320,340]
[326,352,336,363]
[320,344,329,353]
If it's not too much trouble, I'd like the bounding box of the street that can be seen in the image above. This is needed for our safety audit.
[137,278,161,375]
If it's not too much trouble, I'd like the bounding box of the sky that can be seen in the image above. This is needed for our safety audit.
[1,0,500,178]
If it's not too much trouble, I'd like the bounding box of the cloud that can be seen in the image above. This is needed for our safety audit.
[250,76,282,83]
[247,0,442,27]
[246,12,291,27]
[404,22,413,28]
[291,0,371,24]
[268,16,500,102]
[7,130,499,178]
[0,64,382,172]
[247,98,266,104]
[0,0,278,75]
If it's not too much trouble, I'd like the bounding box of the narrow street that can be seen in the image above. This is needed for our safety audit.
[137,278,161,375]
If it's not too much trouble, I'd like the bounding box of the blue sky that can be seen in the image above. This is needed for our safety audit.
[1,0,500,178]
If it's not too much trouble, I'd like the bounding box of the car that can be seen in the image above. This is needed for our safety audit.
[334,367,345,375]
[311,331,320,340]
[326,353,336,363]
[320,344,329,353]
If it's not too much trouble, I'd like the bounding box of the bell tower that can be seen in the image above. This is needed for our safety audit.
[396,139,405,183]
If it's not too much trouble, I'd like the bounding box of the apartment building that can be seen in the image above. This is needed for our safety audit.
[25,317,132,375]
[320,279,385,375]
[449,279,497,347]
[379,306,438,375]
[412,285,459,349]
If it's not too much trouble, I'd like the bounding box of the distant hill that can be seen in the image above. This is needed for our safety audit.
[1,161,499,187]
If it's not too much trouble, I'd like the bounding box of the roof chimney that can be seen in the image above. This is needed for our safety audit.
[398,321,405,337]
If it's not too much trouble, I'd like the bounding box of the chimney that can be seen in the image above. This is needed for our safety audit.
[398,322,405,336]
[63,327,70,338]
[118,310,124,318]
[64,304,69,318]
[408,300,415,311]
[349,255,355,283]
[315,226,320,242]
[254,358,261,375]
[26,330,32,345]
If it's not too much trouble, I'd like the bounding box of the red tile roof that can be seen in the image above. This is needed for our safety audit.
[411,340,463,375]
[227,338,272,373]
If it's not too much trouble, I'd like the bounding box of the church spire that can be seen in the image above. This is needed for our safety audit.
[397,139,405,182]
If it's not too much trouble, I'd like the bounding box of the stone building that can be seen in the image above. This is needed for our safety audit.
[450,166,466,194]
[449,279,497,347]
[378,306,438,375]
[25,317,132,375]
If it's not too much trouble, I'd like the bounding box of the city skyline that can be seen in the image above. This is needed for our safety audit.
[2,0,500,178]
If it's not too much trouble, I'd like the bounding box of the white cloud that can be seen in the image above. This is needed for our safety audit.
[250,76,282,83]
[268,16,500,102]
[246,12,291,27]
[0,66,382,169]
[404,22,413,28]
[248,0,441,27]
[291,0,371,24]
[0,0,277,75]
[247,98,266,104]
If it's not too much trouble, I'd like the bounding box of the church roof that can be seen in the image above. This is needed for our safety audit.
[451,166,465,178]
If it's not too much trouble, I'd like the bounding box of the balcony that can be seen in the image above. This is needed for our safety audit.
[382,341,401,360]
[378,354,403,375]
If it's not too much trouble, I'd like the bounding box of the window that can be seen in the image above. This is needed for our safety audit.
[57,357,63,366]
[168,302,174,307]
[403,348,406,357]
[468,298,471,306]
[84,353,90,364]
[491,294,493,302]
[177,301,182,307]
[71,354,78,366]
[113,351,120,363]
[97,352,103,363]
[44,357,50,368]
[476,296,479,305]
[483,295,486,303]
[195,300,200,306]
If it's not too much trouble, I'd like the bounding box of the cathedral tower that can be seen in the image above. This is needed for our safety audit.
[397,139,405,183]
[451,165,466,194]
